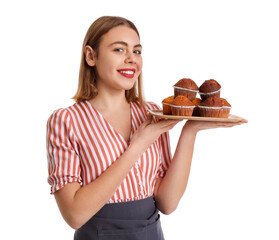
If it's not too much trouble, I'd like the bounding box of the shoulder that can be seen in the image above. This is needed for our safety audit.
[131,101,161,123]
[132,101,161,112]
[144,101,161,111]
[47,108,67,123]
[47,106,71,122]
[47,102,82,127]
[48,101,88,117]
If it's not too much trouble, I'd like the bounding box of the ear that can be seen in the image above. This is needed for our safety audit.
[84,45,97,67]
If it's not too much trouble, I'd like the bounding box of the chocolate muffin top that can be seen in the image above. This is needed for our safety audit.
[172,95,195,106]
[174,78,199,90]
[199,79,221,93]
[200,96,223,107]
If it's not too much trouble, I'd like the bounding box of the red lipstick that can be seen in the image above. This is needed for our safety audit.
[117,68,136,78]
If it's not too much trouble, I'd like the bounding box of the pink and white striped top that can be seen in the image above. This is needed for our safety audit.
[46,100,171,203]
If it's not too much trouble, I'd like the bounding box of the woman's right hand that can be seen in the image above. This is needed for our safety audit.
[129,114,180,154]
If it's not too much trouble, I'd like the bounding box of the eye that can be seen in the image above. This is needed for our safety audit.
[134,49,142,55]
[113,48,124,53]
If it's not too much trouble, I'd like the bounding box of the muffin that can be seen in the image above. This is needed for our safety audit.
[162,96,174,115]
[173,78,199,100]
[220,98,232,118]
[198,96,223,118]
[191,98,202,116]
[220,98,231,107]
[199,79,221,100]
[171,95,195,116]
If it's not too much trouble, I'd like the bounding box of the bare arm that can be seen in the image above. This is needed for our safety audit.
[54,116,180,229]
[154,119,248,214]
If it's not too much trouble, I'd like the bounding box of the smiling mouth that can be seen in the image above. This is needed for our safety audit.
[117,69,136,78]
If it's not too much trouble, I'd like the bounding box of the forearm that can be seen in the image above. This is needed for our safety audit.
[155,124,197,214]
[55,143,141,229]
[54,117,180,229]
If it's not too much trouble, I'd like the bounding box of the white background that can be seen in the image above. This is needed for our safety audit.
[1,0,278,239]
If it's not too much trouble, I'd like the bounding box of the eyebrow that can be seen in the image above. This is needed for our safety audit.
[109,41,142,48]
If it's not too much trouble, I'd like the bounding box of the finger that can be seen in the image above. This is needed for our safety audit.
[156,119,180,127]
[217,122,242,128]
[165,121,180,130]
[240,118,248,124]
[197,122,236,129]
[156,119,181,130]
[141,113,153,127]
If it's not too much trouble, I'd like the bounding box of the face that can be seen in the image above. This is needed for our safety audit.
[86,25,143,94]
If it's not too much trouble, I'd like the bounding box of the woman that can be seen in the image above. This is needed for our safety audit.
[46,16,246,239]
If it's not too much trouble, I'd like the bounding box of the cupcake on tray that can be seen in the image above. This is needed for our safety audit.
[199,79,221,101]
[162,96,174,115]
[198,96,224,118]
[171,95,195,116]
[191,98,202,116]
[173,78,199,101]
[220,98,232,118]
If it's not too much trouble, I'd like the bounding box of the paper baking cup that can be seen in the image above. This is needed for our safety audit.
[198,105,223,118]
[173,86,198,101]
[170,105,195,116]
[198,105,231,118]
[192,106,200,116]
[220,106,232,118]
[198,88,221,101]
[162,102,172,115]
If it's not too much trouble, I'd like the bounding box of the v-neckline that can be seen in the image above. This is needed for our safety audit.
[86,100,134,144]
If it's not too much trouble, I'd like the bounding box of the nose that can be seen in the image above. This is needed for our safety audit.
[124,50,136,64]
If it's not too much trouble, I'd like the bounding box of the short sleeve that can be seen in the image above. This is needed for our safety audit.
[46,108,82,194]
[144,102,172,178]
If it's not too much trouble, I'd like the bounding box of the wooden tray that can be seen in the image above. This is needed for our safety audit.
[148,110,244,122]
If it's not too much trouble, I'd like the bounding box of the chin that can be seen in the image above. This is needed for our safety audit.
[122,86,135,92]
[121,80,137,90]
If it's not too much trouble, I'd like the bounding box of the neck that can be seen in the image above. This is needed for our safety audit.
[90,88,129,112]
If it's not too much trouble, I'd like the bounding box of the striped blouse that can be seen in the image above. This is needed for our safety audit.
[46,100,172,203]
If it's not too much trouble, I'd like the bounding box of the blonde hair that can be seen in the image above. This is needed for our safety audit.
[72,16,144,105]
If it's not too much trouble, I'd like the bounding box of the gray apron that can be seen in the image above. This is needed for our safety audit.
[74,196,164,240]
